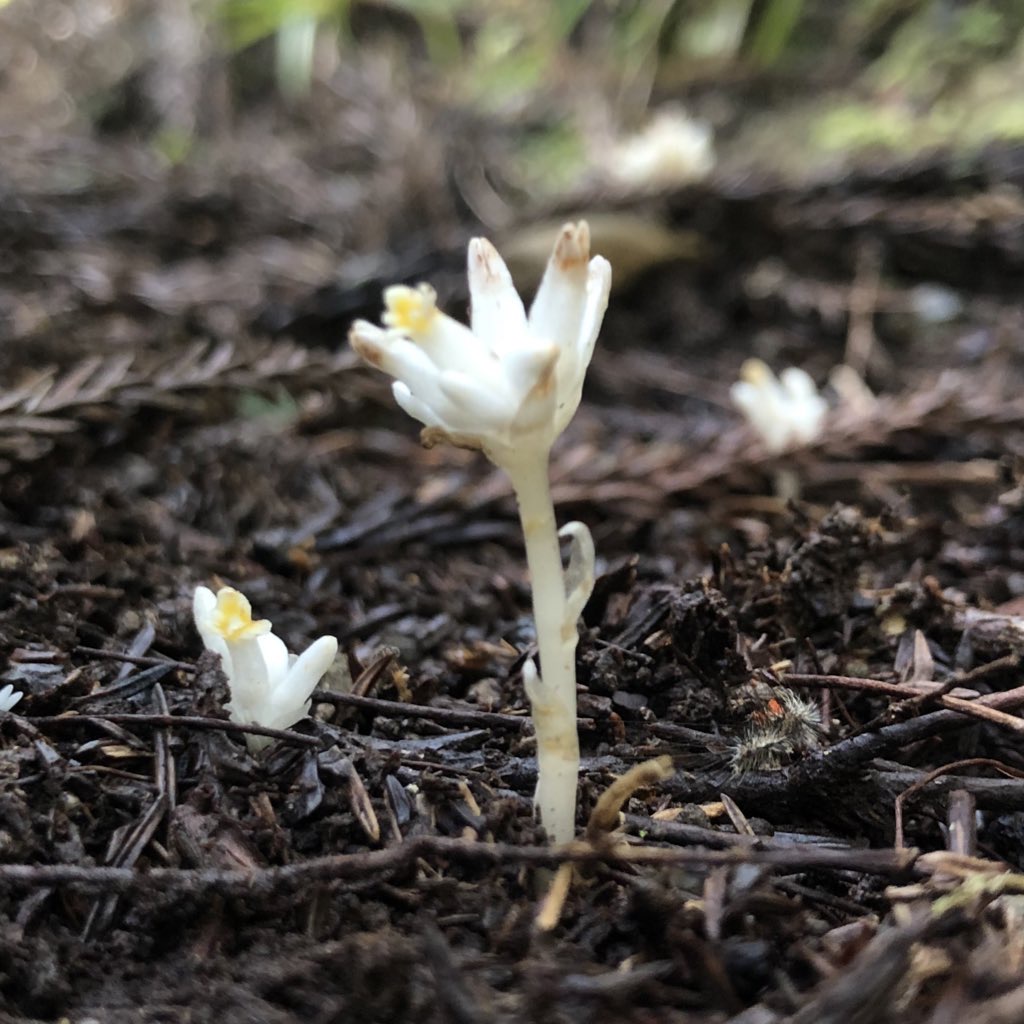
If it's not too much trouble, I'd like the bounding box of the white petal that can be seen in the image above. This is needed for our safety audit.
[349,320,391,369]
[729,380,760,419]
[372,337,448,408]
[438,370,517,430]
[353,324,439,396]
[257,632,291,687]
[508,350,559,439]
[468,237,527,355]
[779,367,817,400]
[193,586,229,662]
[553,255,611,434]
[419,309,500,380]
[392,381,444,430]
[528,222,590,350]
[791,399,828,445]
[193,585,216,623]
[223,635,271,715]
[502,340,559,399]
[193,585,216,634]
[573,256,612,371]
[0,684,23,712]
[265,635,339,729]
[779,369,826,445]
[283,635,337,700]
[731,380,786,451]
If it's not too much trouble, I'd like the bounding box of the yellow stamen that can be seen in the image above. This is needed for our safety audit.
[382,284,437,337]
[210,588,272,642]
[740,358,772,386]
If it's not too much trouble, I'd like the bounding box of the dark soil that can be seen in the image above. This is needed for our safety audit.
[3,91,1024,1022]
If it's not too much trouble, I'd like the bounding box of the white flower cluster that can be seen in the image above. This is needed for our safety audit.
[350,221,611,470]
[0,683,23,713]
[193,586,337,751]
[730,358,828,453]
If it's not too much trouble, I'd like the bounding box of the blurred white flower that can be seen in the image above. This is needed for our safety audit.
[609,106,714,190]
[349,221,611,470]
[730,359,828,453]
[0,683,23,712]
[193,586,338,751]
[909,284,962,324]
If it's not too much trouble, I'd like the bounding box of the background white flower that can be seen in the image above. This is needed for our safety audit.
[193,585,338,751]
[608,105,715,190]
[350,221,611,470]
[730,358,828,453]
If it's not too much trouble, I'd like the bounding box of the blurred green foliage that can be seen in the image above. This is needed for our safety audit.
[211,0,1024,167]
[219,0,343,50]
[216,0,1023,100]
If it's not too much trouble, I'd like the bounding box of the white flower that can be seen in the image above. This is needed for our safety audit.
[0,684,23,712]
[730,359,828,453]
[193,586,338,751]
[349,221,612,469]
[609,106,714,189]
[349,223,612,845]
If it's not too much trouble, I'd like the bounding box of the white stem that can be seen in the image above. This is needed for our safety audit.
[772,466,802,502]
[506,455,580,845]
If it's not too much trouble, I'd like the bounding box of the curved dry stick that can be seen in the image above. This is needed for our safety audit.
[893,757,1024,850]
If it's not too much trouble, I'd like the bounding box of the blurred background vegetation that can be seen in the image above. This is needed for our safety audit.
[2,0,1024,205]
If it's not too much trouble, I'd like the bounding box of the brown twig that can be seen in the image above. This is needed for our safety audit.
[74,645,196,673]
[894,759,1024,849]
[868,769,1024,811]
[26,713,318,747]
[317,689,534,732]
[0,835,920,896]
[784,674,1024,733]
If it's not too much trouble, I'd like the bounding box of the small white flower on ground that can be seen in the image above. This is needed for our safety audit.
[349,221,611,471]
[0,684,23,712]
[730,358,828,453]
[193,585,338,751]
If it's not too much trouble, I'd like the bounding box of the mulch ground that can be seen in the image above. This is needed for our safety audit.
[2,118,1024,1023]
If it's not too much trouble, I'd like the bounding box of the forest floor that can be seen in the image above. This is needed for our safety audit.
[2,70,1024,1023]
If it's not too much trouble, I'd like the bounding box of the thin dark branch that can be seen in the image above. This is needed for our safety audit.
[868,770,1024,811]
[894,758,1024,848]
[74,646,196,673]
[26,713,318,747]
[0,835,920,896]
[784,674,1024,731]
[317,689,534,731]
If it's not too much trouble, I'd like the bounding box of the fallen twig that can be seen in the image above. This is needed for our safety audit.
[0,835,920,896]
[26,713,319,747]
[73,645,196,673]
[317,689,532,732]
[784,675,1024,733]
[894,758,1024,848]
